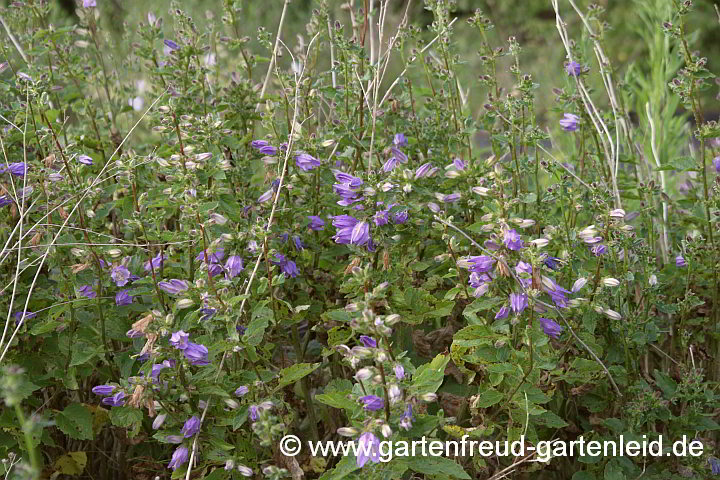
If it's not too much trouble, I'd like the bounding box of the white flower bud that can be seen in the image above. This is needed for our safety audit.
[210,213,228,225]
[385,314,401,325]
[176,298,194,309]
[420,392,438,402]
[649,274,657,286]
[224,399,239,410]
[337,427,358,437]
[355,368,373,381]
[519,219,536,228]
[609,208,625,219]
[152,414,167,429]
[579,225,598,239]
[321,139,335,147]
[237,465,253,477]
[604,309,622,320]
[602,278,620,287]
[388,385,402,403]
[472,186,490,196]
[381,424,393,438]
[403,183,412,193]
[530,238,549,248]
[108,248,123,258]
[571,277,587,292]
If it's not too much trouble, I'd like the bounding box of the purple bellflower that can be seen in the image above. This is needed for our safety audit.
[359,395,384,411]
[168,447,189,471]
[115,290,133,306]
[272,254,298,278]
[181,415,201,438]
[356,432,381,468]
[560,113,580,132]
[157,279,189,295]
[538,317,564,339]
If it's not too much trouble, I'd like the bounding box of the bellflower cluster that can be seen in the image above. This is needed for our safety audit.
[382,134,409,172]
[332,169,364,207]
[169,330,209,366]
[271,254,298,278]
[559,113,580,131]
[295,152,321,171]
[92,385,125,407]
[251,139,278,156]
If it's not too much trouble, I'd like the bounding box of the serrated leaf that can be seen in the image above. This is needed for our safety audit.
[243,306,271,346]
[108,406,143,428]
[317,454,359,480]
[277,362,320,389]
[474,388,504,408]
[315,392,356,411]
[56,403,94,441]
[408,456,470,479]
[53,451,87,476]
[411,354,450,394]
[652,369,677,399]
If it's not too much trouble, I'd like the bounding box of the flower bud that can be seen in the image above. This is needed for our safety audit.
[530,238,549,248]
[225,460,235,471]
[602,278,620,287]
[381,424,393,438]
[609,208,625,219]
[649,274,657,286]
[571,277,587,292]
[472,186,490,196]
[388,385,402,403]
[108,248,123,258]
[152,414,167,430]
[337,427,357,437]
[420,392,438,402]
[176,298,194,309]
[355,368,373,381]
[604,309,622,320]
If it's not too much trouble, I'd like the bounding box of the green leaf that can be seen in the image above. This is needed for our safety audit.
[56,403,94,441]
[658,155,696,172]
[315,392,357,411]
[202,469,229,480]
[243,306,271,346]
[108,406,143,428]
[572,472,596,480]
[30,318,62,335]
[474,388,504,408]
[652,369,677,399]
[452,325,499,348]
[277,362,320,389]
[317,455,359,480]
[328,326,352,347]
[408,456,470,479]
[53,451,87,476]
[535,411,568,428]
[411,354,450,394]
